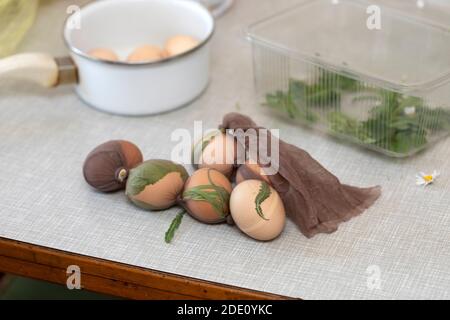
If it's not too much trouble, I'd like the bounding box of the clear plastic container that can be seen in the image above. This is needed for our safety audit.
[247,0,450,157]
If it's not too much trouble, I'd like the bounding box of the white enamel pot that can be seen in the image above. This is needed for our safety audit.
[0,0,215,116]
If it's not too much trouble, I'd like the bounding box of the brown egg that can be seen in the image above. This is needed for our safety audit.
[230,180,285,241]
[165,35,199,57]
[126,45,164,63]
[88,48,119,61]
[183,168,232,224]
[193,132,236,178]
[83,140,143,193]
[126,160,189,211]
[235,161,272,185]
[191,130,219,165]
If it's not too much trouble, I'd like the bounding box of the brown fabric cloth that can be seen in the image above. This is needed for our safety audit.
[221,113,381,238]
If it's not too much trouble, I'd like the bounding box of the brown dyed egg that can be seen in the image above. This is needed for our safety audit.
[230,180,285,241]
[126,159,189,211]
[235,161,272,185]
[83,140,143,193]
[165,35,199,57]
[192,131,236,178]
[126,45,164,63]
[182,168,232,224]
[191,130,219,165]
[88,48,119,61]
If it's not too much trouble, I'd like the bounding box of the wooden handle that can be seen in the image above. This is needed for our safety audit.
[0,53,75,88]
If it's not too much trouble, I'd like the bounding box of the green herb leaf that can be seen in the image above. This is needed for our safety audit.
[255,181,271,221]
[165,210,186,244]
[264,81,319,123]
[328,112,375,144]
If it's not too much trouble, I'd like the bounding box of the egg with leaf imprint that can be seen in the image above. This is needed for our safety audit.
[126,159,189,211]
[83,140,143,193]
[192,130,236,178]
[182,168,232,224]
[230,180,285,241]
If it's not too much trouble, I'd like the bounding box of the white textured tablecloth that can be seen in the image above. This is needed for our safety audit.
[1,0,449,300]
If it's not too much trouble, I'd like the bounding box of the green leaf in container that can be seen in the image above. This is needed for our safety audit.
[264,69,450,156]
[265,81,318,123]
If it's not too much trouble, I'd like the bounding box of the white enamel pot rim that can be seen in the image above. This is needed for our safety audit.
[63,0,215,68]
[0,0,215,116]
[63,0,215,116]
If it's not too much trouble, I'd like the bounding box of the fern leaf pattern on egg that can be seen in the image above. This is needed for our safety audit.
[230,180,286,241]
[182,168,232,224]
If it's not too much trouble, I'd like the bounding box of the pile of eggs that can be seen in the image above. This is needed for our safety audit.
[88,35,200,63]
[83,133,286,243]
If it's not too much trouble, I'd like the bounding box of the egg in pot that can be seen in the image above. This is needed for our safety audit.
[88,48,119,62]
[127,45,165,63]
[230,180,285,241]
[165,35,199,57]
[183,168,232,224]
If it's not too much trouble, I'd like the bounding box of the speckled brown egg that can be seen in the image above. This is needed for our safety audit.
[88,48,119,61]
[126,45,164,63]
[230,180,285,241]
[165,35,199,57]
[182,168,232,224]
[126,160,189,211]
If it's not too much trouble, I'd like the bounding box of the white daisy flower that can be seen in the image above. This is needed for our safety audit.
[416,171,440,186]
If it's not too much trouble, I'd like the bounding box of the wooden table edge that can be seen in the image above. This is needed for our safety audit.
[0,237,296,300]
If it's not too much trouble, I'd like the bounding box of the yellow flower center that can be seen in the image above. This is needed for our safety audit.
[424,175,433,182]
